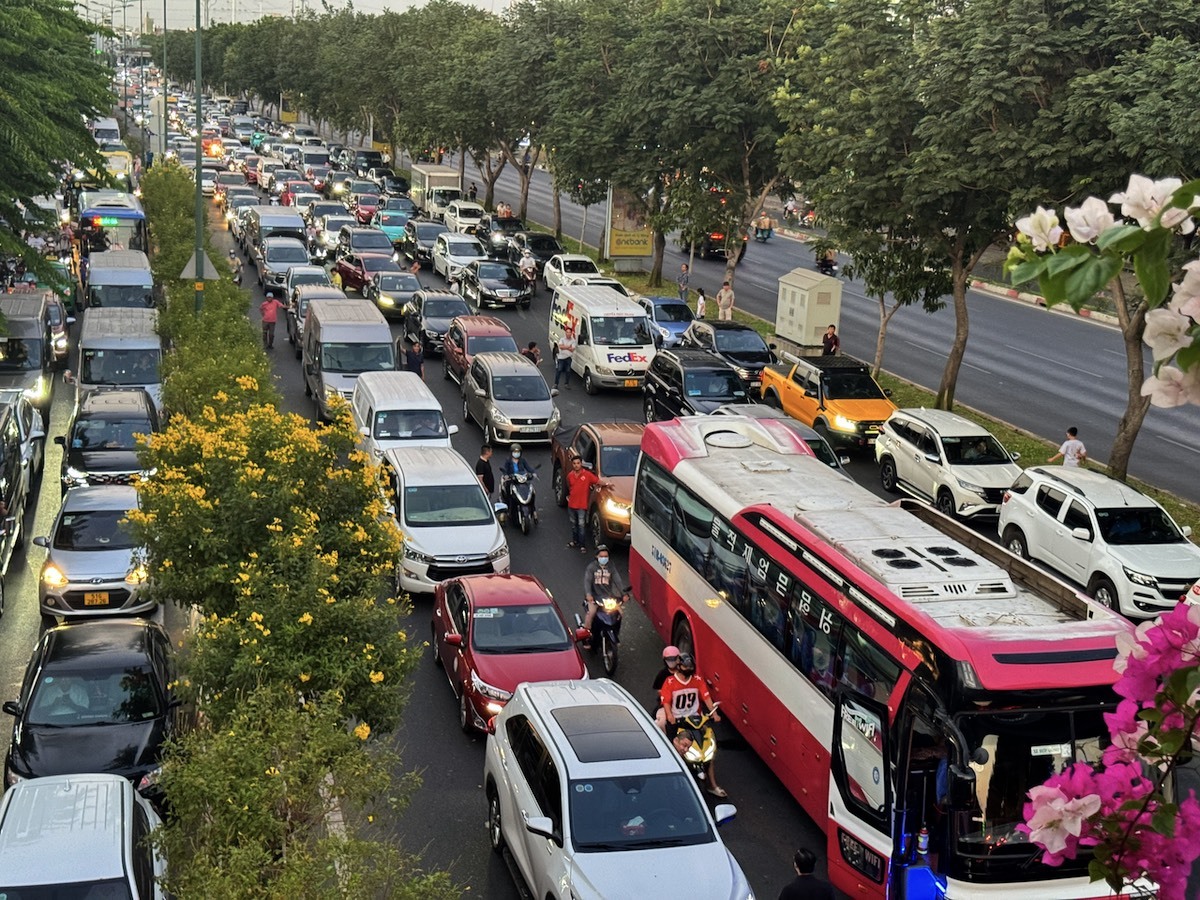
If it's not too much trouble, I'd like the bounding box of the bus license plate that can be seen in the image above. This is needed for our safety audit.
[83,592,110,606]
[623,379,640,388]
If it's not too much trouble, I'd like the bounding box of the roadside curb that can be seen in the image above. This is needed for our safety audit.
[969,279,1120,328]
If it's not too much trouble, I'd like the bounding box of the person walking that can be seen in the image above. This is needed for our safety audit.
[565,454,598,551]
[1048,426,1087,467]
[403,338,425,380]
[695,287,707,320]
[716,281,735,321]
[259,294,286,349]
[677,263,690,303]
[521,341,542,365]
[468,182,478,202]
[821,324,840,356]
[552,329,575,396]
[475,444,495,497]
[777,848,835,900]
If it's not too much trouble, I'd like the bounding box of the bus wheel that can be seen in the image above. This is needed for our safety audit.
[672,617,694,659]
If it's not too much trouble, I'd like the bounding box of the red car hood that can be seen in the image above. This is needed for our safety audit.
[472,646,586,693]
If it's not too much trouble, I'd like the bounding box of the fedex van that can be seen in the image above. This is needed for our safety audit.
[547,284,656,394]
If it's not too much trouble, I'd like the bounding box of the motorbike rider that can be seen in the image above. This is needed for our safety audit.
[498,443,536,516]
[660,653,726,797]
[519,248,538,295]
[754,212,774,240]
[652,646,682,732]
[582,544,629,646]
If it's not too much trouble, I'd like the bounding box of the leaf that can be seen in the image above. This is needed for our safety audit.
[1044,246,1091,278]
[1133,229,1173,305]
[1008,258,1046,286]
[1063,254,1124,307]
[1151,802,1178,839]
[1176,341,1200,372]
[1039,272,1070,307]
[1096,224,1147,254]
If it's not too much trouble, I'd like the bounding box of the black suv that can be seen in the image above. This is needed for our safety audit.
[56,389,159,495]
[507,231,564,275]
[402,290,469,353]
[475,215,524,258]
[642,349,749,423]
[679,320,775,393]
[399,219,449,269]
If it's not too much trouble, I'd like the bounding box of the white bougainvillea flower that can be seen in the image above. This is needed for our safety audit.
[1110,175,1195,234]
[1141,365,1200,408]
[1170,260,1200,321]
[1015,206,1063,252]
[1063,196,1116,244]
[1025,786,1101,855]
[1143,308,1194,361]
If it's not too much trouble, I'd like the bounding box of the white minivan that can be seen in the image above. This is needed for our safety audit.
[548,284,656,394]
[351,370,457,456]
[302,299,395,421]
[380,447,509,595]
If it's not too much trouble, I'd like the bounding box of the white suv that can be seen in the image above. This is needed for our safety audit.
[483,679,751,900]
[998,466,1200,618]
[875,408,1021,519]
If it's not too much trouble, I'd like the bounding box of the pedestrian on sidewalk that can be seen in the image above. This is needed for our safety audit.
[260,295,285,349]
[1048,427,1087,467]
[716,281,735,321]
[552,329,575,395]
[677,263,689,303]
[695,287,707,320]
[776,848,834,900]
[468,182,478,202]
[821,324,840,356]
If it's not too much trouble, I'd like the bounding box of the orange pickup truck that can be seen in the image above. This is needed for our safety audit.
[758,352,897,451]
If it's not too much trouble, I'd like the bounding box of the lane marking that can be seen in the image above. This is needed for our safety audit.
[1003,345,1105,379]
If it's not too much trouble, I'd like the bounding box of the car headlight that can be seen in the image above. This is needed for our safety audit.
[423,328,441,339]
[323,386,339,400]
[378,294,395,307]
[658,325,671,340]
[42,564,69,588]
[64,466,88,483]
[1123,567,1158,588]
[549,408,561,429]
[603,497,631,519]
[487,543,509,561]
[831,414,858,432]
[402,542,435,564]
[136,766,162,793]
[24,377,46,400]
[491,409,511,426]
[471,671,512,703]
[595,365,613,376]
[125,564,149,585]
[956,478,985,495]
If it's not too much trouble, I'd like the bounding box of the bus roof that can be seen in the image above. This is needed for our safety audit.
[78,190,145,215]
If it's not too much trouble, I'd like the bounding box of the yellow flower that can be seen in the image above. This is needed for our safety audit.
[248,611,263,623]
[298,612,313,625]
[265,766,279,777]
[354,722,371,741]
[369,671,384,684]
[298,673,311,683]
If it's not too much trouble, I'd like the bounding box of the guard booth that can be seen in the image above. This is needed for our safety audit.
[774,267,842,349]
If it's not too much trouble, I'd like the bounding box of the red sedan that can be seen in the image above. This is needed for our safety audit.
[333,252,401,294]
[349,191,381,224]
[280,180,315,207]
[432,574,588,733]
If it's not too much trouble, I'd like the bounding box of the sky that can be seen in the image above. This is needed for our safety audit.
[112,0,496,29]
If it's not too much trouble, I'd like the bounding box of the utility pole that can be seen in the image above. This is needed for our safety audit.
[160,0,167,161]
[194,0,204,314]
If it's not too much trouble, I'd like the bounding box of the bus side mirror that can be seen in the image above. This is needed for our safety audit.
[948,764,977,808]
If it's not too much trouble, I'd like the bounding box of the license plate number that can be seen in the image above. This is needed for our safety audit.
[83,592,110,606]
[521,425,543,433]
[623,379,640,388]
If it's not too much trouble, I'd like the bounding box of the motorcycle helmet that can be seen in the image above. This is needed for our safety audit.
[678,653,695,674]
[662,646,681,667]
[511,443,522,459]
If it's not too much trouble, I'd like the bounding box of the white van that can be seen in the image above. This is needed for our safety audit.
[302,299,395,421]
[73,307,163,413]
[351,371,457,456]
[548,284,656,394]
[380,447,509,595]
[84,249,155,308]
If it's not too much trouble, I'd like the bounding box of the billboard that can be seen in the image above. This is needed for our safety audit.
[605,186,652,258]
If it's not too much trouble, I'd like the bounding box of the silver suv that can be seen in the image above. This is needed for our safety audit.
[483,679,749,900]
[875,408,1021,519]
[462,352,560,445]
[998,466,1200,618]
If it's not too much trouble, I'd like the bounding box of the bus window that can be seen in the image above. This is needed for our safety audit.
[671,486,713,576]
[788,588,843,696]
[842,628,901,702]
[746,544,788,652]
[634,458,675,538]
[709,516,748,607]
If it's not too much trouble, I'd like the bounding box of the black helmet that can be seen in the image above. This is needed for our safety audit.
[677,653,695,674]
[595,543,609,556]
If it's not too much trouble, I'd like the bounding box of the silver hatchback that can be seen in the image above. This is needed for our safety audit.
[462,352,560,445]
[34,485,153,626]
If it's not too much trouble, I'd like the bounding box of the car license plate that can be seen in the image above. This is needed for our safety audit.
[83,592,110,606]
[521,425,543,433]
[623,379,640,388]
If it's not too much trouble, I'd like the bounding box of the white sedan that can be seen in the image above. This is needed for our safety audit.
[432,233,488,282]
[543,253,603,292]
[443,200,486,234]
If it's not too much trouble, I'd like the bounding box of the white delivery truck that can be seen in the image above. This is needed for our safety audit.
[548,284,657,394]
[409,164,462,222]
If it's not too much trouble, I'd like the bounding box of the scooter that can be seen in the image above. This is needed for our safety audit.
[678,703,721,786]
[499,470,538,535]
[577,592,628,677]
[753,226,773,243]
[816,256,838,276]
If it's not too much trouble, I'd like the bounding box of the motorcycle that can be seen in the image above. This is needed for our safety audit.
[816,256,838,276]
[577,592,628,677]
[678,703,721,786]
[499,470,538,535]
[753,226,773,243]
[520,265,538,297]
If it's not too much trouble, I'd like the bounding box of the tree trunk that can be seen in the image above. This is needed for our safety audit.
[873,299,902,378]
[472,151,507,212]
[936,258,970,409]
[1107,279,1151,482]
[722,176,780,286]
[553,189,562,239]
[650,230,666,286]
[457,146,466,181]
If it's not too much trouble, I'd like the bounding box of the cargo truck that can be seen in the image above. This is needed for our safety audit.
[408,164,462,222]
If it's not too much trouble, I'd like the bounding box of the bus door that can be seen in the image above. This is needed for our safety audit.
[829,689,892,899]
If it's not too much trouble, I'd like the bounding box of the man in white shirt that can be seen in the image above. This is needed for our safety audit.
[552,328,576,395]
[1049,426,1087,467]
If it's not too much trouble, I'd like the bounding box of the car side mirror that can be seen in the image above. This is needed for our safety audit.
[447,425,459,436]
[837,454,851,466]
[358,426,370,437]
[524,815,560,845]
[1182,525,1193,538]
[1071,527,1092,541]
[574,627,591,642]
[54,435,66,446]
[1,701,20,717]
[66,316,77,326]
[1010,452,1021,461]
[33,536,49,548]
[30,428,45,441]
[444,633,463,647]
[924,453,941,464]
[884,388,893,397]
[713,803,737,826]
[474,388,486,398]
[803,388,816,398]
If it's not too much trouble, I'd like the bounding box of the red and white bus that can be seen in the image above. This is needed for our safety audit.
[628,416,1136,900]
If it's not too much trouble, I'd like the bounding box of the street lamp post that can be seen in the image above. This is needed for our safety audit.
[193,0,204,313]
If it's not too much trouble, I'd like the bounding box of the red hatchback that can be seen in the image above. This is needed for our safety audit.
[333,252,401,294]
[349,191,381,224]
[432,574,588,733]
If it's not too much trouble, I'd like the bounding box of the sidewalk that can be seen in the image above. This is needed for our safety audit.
[968,279,1120,328]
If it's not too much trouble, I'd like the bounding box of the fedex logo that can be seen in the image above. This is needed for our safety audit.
[606,351,648,364]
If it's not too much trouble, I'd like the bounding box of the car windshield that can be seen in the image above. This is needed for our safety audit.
[416,223,446,240]
[655,302,694,324]
[467,335,518,355]
[492,375,549,402]
[943,435,1012,465]
[274,170,300,181]
[600,444,641,477]
[70,416,150,453]
[455,207,482,220]
[373,410,447,440]
[403,484,493,527]
[354,231,393,251]
[362,257,398,274]
[589,316,652,347]
[267,244,308,263]
[26,662,163,726]
[384,198,416,212]
[0,338,43,371]
[684,370,748,400]
[424,298,469,318]
[447,240,483,257]
[378,212,409,227]
[53,509,139,551]
[823,373,888,401]
[311,204,342,219]
[377,274,420,294]
[1094,506,1185,545]
[477,263,516,280]
[320,342,394,374]
[88,284,155,309]
[562,259,599,275]
[80,350,160,386]
[215,173,244,185]
[0,879,136,899]
[714,329,768,353]
[323,217,355,232]
[526,235,560,253]
[350,181,376,194]
[570,773,714,851]
[470,603,571,653]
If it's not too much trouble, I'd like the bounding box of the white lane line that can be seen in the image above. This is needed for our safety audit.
[898,337,989,373]
[1160,435,1200,456]
[1004,345,1105,379]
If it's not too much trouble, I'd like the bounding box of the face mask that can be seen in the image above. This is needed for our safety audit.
[597,556,609,566]
[512,452,521,460]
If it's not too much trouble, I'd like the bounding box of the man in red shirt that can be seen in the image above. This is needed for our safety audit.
[260,295,286,350]
[564,454,598,551]
[660,653,726,797]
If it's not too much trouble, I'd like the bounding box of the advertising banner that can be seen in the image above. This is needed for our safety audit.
[605,185,652,258]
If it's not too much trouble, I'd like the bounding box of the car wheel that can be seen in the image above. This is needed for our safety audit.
[1002,527,1029,560]
[553,465,567,507]
[41,614,60,634]
[294,343,302,360]
[672,616,694,660]
[643,396,656,424]
[879,457,899,493]
[459,689,474,734]
[584,369,598,395]
[487,787,505,853]
[462,393,471,424]
[935,488,957,518]
[431,624,442,668]
[762,390,781,409]
[589,510,605,549]
[442,355,451,381]
[814,420,832,445]
[1088,575,1119,611]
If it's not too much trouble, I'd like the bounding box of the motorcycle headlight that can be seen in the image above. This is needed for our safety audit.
[42,564,69,588]
[471,671,512,703]
[125,564,149,585]
[831,414,858,432]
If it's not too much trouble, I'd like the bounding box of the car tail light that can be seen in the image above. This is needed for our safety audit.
[1001,490,1011,503]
